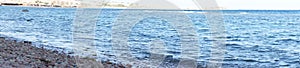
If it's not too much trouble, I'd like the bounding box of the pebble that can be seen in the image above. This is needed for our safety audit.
[0,38,130,68]
[67,52,75,54]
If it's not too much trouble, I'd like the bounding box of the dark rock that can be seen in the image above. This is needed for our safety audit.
[22,9,29,12]
[23,41,32,44]
[0,37,5,40]
[0,37,131,68]
[26,19,34,22]
[67,52,74,54]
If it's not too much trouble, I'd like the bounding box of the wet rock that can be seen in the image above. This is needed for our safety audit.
[67,52,74,54]
[0,37,5,40]
[126,64,132,68]
[26,19,34,22]
[22,9,29,12]
[23,41,32,44]
[92,54,97,56]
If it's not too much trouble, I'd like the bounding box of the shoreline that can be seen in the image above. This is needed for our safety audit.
[0,34,202,68]
[3,5,300,11]
[0,37,131,68]
[3,6,300,11]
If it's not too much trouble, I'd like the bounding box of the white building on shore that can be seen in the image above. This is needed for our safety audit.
[0,0,136,8]
[0,0,80,7]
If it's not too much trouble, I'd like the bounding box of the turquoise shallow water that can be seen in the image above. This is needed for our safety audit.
[0,6,300,67]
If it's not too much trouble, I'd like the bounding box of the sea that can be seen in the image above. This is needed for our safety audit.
[0,6,299,67]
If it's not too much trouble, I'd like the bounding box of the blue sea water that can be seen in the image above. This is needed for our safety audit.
[0,6,300,67]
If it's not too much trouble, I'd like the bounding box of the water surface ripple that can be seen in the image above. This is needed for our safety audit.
[0,6,299,67]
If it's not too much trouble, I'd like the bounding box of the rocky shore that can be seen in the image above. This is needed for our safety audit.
[0,37,131,68]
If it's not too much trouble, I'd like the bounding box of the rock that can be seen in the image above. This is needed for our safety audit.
[126,64,132,68]
[0,37,5,40]
[0,38,132,68]
[22,9,29,12]
[26,19,34,22]
[67,52,74,54]
[92,54,97,56]
[23,41,32,44]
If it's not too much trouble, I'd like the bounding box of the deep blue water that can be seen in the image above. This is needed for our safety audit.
[0,6,300,67]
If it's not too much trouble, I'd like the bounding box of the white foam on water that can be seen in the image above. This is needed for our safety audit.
[0,32,72,51]
[240,12,248,14]
[0,32,102,58]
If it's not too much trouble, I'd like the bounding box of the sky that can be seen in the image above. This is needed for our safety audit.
[108,0,300,10]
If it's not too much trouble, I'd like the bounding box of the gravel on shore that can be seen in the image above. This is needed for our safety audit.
[0,37,132,68]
